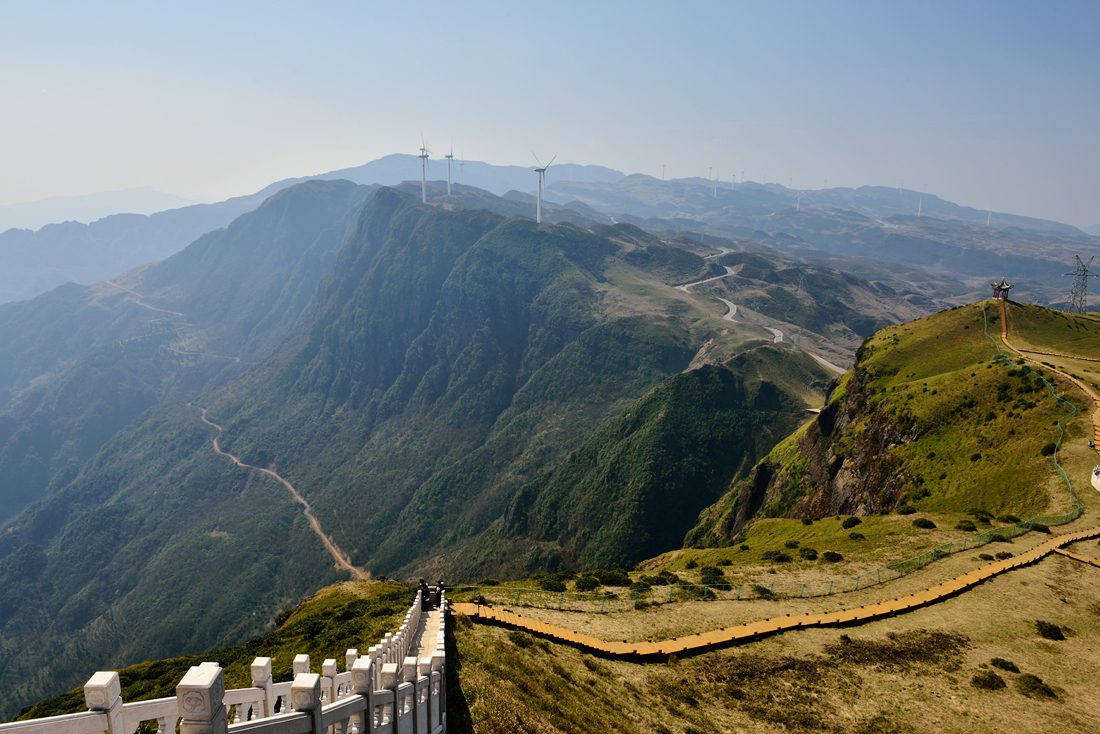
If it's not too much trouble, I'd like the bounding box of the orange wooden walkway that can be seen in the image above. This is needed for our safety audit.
[453,525,1100,657]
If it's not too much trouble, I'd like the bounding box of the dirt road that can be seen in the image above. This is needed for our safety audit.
[194,404,370,580]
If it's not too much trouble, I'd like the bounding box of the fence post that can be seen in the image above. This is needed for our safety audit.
[322,659,337,703]
[291,673,322,734]
[294,654,311,676]
[176,665,227,734]
[251,657,275,718]
[350,659,374,734]
[84,672,125,734]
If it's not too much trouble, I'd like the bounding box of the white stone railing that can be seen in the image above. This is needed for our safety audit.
[0,592,448,734]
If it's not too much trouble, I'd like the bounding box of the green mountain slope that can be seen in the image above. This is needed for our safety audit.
[688,301,1087,546]
[0,180,372,523]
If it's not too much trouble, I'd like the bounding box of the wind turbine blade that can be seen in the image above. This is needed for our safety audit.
[546,156,556,168]
[532,152,543,168]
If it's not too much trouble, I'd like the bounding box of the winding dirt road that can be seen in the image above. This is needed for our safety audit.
[193,404,370,580]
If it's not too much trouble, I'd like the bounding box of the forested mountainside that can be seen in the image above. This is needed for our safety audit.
[0,185,941,718]
[0,180,373,523]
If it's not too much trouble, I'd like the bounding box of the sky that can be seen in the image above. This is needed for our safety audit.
[2,1,1098,228]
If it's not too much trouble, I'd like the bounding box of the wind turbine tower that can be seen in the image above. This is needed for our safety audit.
[796,191,804,211]
[533,153,556,224]
[918,197,925,216]
[714,169,719,197]
[459,155,465,185]
[445,139,454,196]
[661,164,665,181]
[418,135,431,204]
[986,211,992,226]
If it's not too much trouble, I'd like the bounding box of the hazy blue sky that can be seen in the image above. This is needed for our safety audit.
[2,1,1097,226]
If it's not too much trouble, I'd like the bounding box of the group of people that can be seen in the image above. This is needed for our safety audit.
[418,579,445,610]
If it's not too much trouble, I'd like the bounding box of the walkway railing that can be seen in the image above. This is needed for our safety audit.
[0,592,448,734]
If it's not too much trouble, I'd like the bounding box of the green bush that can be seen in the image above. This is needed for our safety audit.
[1036,620,1065,640]
[955,520,977,532]
[684,559,698,569]
[822,551,843,562]
[912,518,936,529]
[849,532,865,540]
[799,547,819,561]
[898,505,916,515]
[540,578,567,592]
[995,551,1013,560]
[971,670,1006,690]
[592,569,631,587]
[739,544,749,551]
[574,575,600,592]
[1031,523,1050,534]
[508,631,534,648]
[784,540,800,549]
[716,559,732,566]
[979,553,994,561]
[801,517,814,526]
[1040,442,1057,456]
[991,658,1019,673]
[998,514,1021,523]
[1015,673,1056,698]
[771,552,792,563]
[753,585,774,598]
[478,577,501,586]
[842,517,862,529]
[970,453,982,461]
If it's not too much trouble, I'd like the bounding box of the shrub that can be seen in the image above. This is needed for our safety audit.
[799,547,819,561]
[849,532,865,540]
[822,551,843,562]
[574,575,600,592]
[898,505,916,515]
[540,578,567,592]
[971,670,1006,690]
[956,520,977,532]
[771,552,792,563]
[1036,620,1065,640]
[592,569,631,587]
[970,453,983,461]
[995,551,1013,560]
[979,553,994,561]
[784,540,800,549]
[699,566,724,584]
[1040,442,1057,456]
[753,585,773,598]
[1031,523,1050,534]
[684,559,698,569]
[740,544,749,551]
[984,411,997,422]
[508,630,534,648]
[912,518,937,529]
[479,577,501,586]
[842,517,862,529]
[912,487,931,501]
[991,658,1020,673]
[1016,673,1056,698]
[997,514,1021,524]
[801,517,814,526]
[716,559,732,566]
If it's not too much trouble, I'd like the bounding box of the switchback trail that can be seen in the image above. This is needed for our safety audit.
[193,404,370,580]
[454,524,1100,657]
[105,280,187,323]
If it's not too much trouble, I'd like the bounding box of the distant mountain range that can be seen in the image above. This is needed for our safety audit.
[0,187,201,232]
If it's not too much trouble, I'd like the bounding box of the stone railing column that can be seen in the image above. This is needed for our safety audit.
[349,659,374,734]
[321,659,337,702]
[176,665,227,734]
[251,657,275,718]
[294,654,311,675]
[84,672,125,734]
[291,673,322,734]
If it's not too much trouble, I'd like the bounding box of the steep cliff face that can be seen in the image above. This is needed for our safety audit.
[686,362,917,547]
[687,300,1088,549]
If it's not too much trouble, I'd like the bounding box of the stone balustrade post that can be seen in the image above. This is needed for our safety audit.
[84,672,125,734]
[293,654,311,675]
[175,665,227,734]
[251,657,275,718]
[291,673,322,734]
[321,659,337,702]
[349,659,374,734]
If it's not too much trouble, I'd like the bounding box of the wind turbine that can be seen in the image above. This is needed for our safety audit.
[714,169,719,197]
[459,155,465,185]
[986,210,992,226]
[796,190,804,211]
[918,197,925,216]
[661,164,665,181]
[445,138,454,196]
[419,135,430,204]
[533,153,556,224]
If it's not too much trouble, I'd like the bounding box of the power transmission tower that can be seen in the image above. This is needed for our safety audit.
[1063,255,1098,313]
